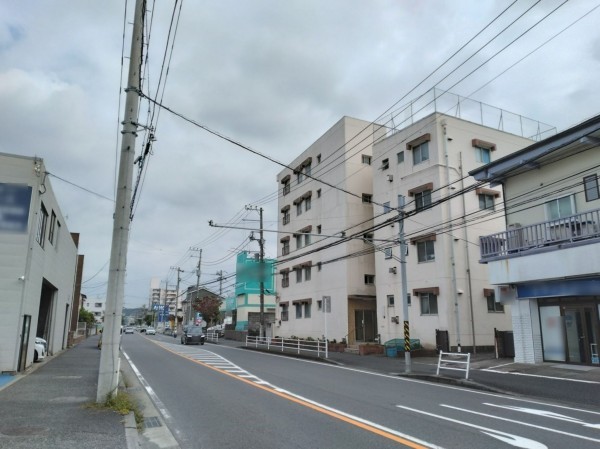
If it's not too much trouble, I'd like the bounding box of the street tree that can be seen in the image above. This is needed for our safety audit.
[193,296,222,325]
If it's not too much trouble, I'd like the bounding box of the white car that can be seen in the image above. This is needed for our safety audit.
[34,337,47,362]
[146,327,156,335]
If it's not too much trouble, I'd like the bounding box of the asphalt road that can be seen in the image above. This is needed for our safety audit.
[122,333,600,449]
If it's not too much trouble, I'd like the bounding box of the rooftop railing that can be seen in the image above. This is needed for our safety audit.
[480,208,600,261]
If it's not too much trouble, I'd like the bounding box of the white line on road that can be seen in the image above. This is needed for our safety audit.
[481,369,600,384]
[439,404,600,443]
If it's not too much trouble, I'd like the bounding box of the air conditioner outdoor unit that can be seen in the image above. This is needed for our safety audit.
[389,267,397,274]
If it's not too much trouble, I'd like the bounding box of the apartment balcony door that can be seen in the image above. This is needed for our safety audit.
[354,310,377,342]
[564,306,598,365]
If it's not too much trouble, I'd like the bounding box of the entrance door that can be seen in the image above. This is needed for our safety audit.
[354,310,377,342]
[564,307,598,364]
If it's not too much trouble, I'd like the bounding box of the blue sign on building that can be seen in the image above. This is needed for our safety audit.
[0,183,32,233]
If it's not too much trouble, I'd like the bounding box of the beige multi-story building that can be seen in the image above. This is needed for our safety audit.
[372,112,536,352]
[275,116,386,343]
[149,277,176,328]
[472,114,600,365]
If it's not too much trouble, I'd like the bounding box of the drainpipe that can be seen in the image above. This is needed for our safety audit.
[441,121,461,351]
[459,152,476,354]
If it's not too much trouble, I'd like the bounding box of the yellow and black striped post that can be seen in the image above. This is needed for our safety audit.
[404,320,410,352]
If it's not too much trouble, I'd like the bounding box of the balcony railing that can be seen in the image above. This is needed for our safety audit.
[480,208,600,261]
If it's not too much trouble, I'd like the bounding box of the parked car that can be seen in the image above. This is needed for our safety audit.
[181,326,205,345]
[34,338,46,362]
[146,327,156,335]
[124,327,134,334]
[163,328,173,336]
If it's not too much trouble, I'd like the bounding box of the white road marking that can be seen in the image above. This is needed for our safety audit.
[480,369,600,384]
[395,404,546,449]
[440,404,600,443]
[484,404,600,429]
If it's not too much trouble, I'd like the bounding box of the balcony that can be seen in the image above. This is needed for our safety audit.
[480,208,600,261]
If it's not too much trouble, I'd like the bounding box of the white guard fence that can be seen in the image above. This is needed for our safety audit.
[436,351,471,379]
[246,336,328,359]
[205,331,221,343]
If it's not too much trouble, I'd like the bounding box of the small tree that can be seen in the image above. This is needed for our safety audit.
[78,308,96,324]
[193,296,222,326]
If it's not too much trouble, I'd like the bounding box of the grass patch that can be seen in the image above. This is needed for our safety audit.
[88,391,144,429]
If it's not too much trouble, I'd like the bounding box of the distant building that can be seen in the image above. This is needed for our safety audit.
[148,277,176,328]
[234,252,276,333]
[472,113,600,365]
[83,297,105,323]
[0,153,79,373]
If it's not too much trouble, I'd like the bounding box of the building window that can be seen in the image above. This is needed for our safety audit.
[415,190,432,211]
[282,209,290,225]
[407,293,411,306]
[381,158,389,170]
[36,203,48,248]
[295,234,302,249]
[364,274,375,285]
[296,268,302,283]
[281,304,289,321]
[316,154,321,164]
[55,221,61,249]
[48,211,57,245]
[282,272,289,288]
[317,300,322,311]
[475,146,491,164]
[417,240,435,262]
[305,197,311,211]
[282,179,290,196]
[584,175,600,202]
[317,189,321,198]
[412,141,429,165]
[304,303,311,318]
[317,225,322,234]
[317,262,322,271]
[479,194,495,210]
[295,303,302,319]
[362,193,372,203]
[383,201,391,213]
[362,155,372,165]
[296,202,302,216]
[387,295,395,306]
[304,266,311,281]
[397,151,404,164]
[304,232,311,246]
[282,240,290,256]
[94,302,103,308]
[305,163,311,177]
[297,171,303,184]
[546,195,575,220]
[487,292,504,313]
[420,293,438,315]
[384,247,393,259]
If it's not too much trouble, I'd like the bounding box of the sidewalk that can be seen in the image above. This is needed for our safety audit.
[0,336,130,449]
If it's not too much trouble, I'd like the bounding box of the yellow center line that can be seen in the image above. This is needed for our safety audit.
[152,340,431,449]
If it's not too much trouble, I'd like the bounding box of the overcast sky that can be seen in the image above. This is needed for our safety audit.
[1,1,599,308]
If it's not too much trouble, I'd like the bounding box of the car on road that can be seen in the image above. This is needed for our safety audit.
[181,326,205,345]
[124,327,134,334]
[146,327,156,335]
[34,337,46,362]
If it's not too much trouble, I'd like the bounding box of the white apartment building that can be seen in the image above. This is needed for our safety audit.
[276,116,386,344]
[472,114,600,365]
[149,277,176,327]
[372,111,539,352]
[83,297,105,323]
[0,153,79,372]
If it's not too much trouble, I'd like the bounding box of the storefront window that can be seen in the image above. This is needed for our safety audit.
[540,306,566,362]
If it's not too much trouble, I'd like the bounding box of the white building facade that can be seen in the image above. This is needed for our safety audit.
[0,153,78,372]
[372,113,536,351]
[83,297,106,323]
[276,117,386,344]
[472,114,600,365]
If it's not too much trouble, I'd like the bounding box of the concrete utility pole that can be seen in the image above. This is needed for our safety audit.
[189,247,202,326]
[398,195,411,374]
[216,270,224,296]
[171,266,184,333]
[246,205,265,338]
[97,0,144,402]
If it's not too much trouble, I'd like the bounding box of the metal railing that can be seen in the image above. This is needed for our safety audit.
[246,336,328,358]
[205,331,221,343]
[437,351,471,379]
[480,208,600,260]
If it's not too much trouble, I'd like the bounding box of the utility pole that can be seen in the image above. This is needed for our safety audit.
[97,0,144,402]
[189,247,202,326]
[399,195,411,374]
[171,266,184,334]
[246,205,265,338]
[216,270,224,296]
